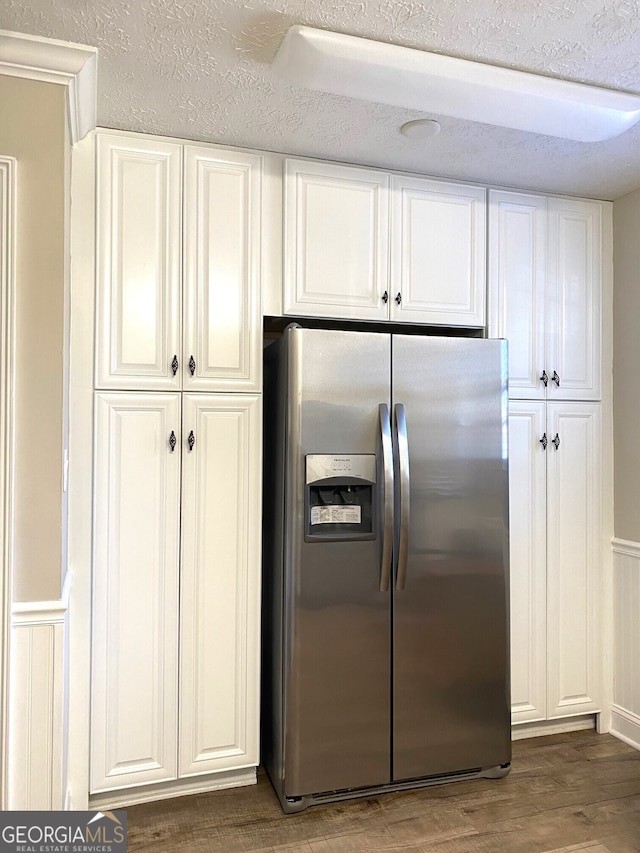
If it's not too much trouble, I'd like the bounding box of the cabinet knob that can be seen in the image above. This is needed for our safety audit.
[539,433,548,451]
[551,371,560,388]
[395,292,402,305]
[551,433,560,450]
[382,290,389,304]
[171,355,179,376]
[540,370,549,387]
[187,430,195,452]
[189,355,196,376]
[169,431,177,453]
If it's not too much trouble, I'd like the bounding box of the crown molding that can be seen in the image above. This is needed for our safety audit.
[0,29,97,144]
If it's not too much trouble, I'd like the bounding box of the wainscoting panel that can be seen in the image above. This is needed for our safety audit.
[611,539,640,751]
[7,578,70,809]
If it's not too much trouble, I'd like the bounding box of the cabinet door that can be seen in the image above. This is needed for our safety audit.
[508,402,547,723]
[546,199,602,401]
[91,392,181,792]
[179,394,261,777]
[95,134,182,390]
[546,402,601,718]
[184,148,262,392]
[283,159,389,320]
[488,191,547,399]
[390,176,485,326]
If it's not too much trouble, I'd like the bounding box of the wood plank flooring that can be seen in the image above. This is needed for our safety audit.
[126,731,640,852]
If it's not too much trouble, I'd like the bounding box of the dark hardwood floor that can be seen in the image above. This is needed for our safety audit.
[126,731,640,852]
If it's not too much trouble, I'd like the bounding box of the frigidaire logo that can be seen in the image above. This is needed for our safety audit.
[0,811,127,853]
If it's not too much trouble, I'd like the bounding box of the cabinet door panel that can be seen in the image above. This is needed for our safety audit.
[179,394,261,776]
[390,177,485,326]
[546,402,601,717]
[488,191,547,399]
[184,148,261,392]
[283,159,389,320]
[91,393,181,792]
[546,199,601,401]
[508,402,547,723]
[96,135,182,390]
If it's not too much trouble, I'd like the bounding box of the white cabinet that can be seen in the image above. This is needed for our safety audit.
[283,159,389,321]
[179,394,261,778]
[546,199,602,402]
[389,176,485,326]
[508,402,547,723]
[183,148,261,392]
[91,391,261,793]
[95,136,182,390]
[508,400,602,725]
[91,393,181,791]
[91,131,263,802]
[491,189,607,727]
[546,402,601,719]
[283,158,486,326]
[96,134,262,393]
[489,190,602,401]
[488,192,546,397]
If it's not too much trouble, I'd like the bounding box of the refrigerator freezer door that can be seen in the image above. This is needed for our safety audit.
[282,328,393,797]
[391,336,510,781]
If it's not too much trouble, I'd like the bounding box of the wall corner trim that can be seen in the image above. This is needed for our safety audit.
[0,155,16,812]
[0,30,97,143]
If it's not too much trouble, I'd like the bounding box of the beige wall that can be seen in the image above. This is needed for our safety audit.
[613,187,640,542]
[0,76,67,601]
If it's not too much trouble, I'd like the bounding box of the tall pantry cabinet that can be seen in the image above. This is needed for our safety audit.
[91,132,262,799]
[489,190,606,726]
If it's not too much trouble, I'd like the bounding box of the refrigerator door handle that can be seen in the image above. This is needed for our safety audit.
[379,403,394,592]
[395,403,410,591]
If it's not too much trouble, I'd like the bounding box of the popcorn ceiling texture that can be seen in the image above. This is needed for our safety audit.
[3,0,640,199]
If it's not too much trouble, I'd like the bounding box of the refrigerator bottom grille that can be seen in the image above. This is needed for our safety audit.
[281,763,511,814]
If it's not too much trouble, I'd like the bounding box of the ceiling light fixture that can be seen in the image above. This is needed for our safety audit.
[272,25,640,142]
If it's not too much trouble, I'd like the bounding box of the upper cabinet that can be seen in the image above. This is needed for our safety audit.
[96,133,262,393]
[283,159,390,321]
[546,198,602,403]
[282,158,486,327]
[95,135,182,390]
[389,176,485,326]
[488,190,604,401]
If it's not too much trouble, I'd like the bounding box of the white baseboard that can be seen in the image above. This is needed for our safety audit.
[610,704,640,752]
[7,575,71,809]
[511,715,596,740]
[89,767,257,809]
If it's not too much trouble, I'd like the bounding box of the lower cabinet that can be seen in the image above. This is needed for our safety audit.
[508,401,601,726]
[91,391,261,795]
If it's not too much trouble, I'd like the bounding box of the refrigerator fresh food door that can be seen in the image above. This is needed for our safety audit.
[391,336,511,781]
[283,327,393,797]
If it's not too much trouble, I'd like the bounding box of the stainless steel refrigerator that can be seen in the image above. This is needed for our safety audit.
[262,325,511,813]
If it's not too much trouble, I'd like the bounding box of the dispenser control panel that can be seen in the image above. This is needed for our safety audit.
[305,454,376,542]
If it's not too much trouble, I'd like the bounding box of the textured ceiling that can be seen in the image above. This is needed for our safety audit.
[3,0,640,199]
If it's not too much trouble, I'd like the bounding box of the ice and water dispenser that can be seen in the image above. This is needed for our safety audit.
[305,454,376,541]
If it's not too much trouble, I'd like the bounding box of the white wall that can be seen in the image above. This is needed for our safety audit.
[611,188,640,750]
[0,74,71,809]
[0,75,67,602]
